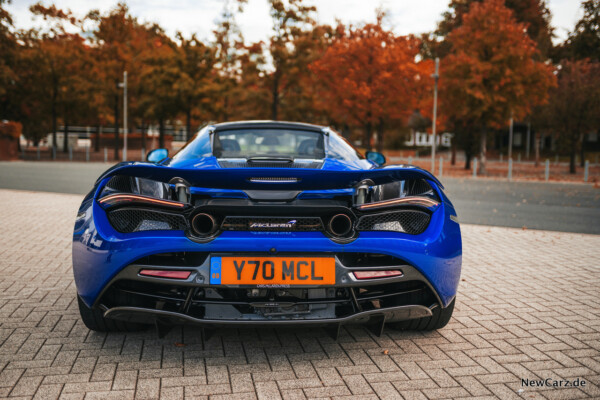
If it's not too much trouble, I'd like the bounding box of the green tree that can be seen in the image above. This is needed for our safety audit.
[268,0,316,120]
[139,40,179,149]
[558,0,600,61]
[87,3,169,159]
[279,23,335,123]
[230,41,271,120]
[174,33,216,141]
[212,0,247,121]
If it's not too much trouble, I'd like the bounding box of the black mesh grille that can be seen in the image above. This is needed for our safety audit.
[106,175,133,192]
[107,208,187,233]
[221,216,323,232]
[406,180,434,196]
[219,160,322,169]
[356,210,430,235]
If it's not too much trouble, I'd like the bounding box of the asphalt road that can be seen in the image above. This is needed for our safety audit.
[441,177,600,234]
[1,161,599,234]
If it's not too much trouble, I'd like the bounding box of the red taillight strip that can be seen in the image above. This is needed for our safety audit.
[98,194,185,209]
[357,196,439,211]
[353,270,403,280]
[139,269,191,279]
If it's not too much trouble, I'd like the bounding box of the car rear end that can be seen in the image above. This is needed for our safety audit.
[73,166,461,335]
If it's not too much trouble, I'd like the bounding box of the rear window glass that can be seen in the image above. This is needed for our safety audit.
[214,129,325,159]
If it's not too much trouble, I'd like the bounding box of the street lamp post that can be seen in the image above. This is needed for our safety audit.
[508,111,513,161]
[431,58,439,174]
[119,71,128,161]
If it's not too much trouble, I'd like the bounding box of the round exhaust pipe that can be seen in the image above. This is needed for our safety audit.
[328,214,353,237]
[191,213,217,236]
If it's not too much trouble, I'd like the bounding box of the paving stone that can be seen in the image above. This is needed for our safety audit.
[135,377,160,399]
[0,189,598,400]
[9,375,43,396]
[32,383,63,400]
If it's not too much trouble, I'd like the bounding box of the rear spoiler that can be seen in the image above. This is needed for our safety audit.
[98,162,443,191]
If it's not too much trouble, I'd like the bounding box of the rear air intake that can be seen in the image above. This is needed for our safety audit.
[107,208,187,233]
[356,210,430,235]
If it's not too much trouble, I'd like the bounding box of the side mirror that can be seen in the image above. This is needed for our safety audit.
[366,151,386,166]
[147,148,168,163]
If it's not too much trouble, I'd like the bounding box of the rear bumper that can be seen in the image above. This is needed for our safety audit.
[73,197,462,312]
[103,304,434,328]
[90,255,442,327]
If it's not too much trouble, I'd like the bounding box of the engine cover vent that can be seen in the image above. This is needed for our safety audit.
[219,160,322,169]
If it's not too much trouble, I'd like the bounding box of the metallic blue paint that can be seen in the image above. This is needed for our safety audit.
[73,123,461,314]
[95,162,443,191]
[73,190,461,308]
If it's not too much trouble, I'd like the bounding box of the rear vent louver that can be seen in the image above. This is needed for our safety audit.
[219,160,322,169]
[248,177,300,183]
[219,160,323,169]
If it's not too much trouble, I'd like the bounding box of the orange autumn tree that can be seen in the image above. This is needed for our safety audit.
[442,0,555,173]
[310,17,430,151]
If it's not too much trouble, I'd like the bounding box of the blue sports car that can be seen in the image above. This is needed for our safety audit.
[73,121,461,338]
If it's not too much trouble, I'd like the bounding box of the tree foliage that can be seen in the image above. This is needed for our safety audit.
[0,0,16,103]
[0,0,595,171]
[423,0,553,59]
[536,60,600,173]
[310,15,432,151]
[558,0,600,61]
[268,0,316,120]
[441,0,555,172]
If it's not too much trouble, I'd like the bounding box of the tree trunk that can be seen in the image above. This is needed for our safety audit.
[141,120,146,154]
[63,119,68,153]
[569,140,576,174]
[159,117,165,149]
[222,92,229,121]
[376,119,385,153]
[271,68,280,121]
[95,125,100,152]
[464,152,471,170]
[364,121,372,152]
[114,82,119,161]
[51,87,57,152]
[186,107,192,142]
[580,133,585,167]
[451,139,456,166]
[534,133,540,167]
[478,127,487,175]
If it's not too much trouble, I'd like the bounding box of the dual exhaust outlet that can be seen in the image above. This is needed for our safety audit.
[190,213,354,237]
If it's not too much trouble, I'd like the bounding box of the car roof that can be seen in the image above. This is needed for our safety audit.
[212,120,327,133]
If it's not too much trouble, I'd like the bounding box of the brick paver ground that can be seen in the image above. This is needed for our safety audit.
[0,189,599,400]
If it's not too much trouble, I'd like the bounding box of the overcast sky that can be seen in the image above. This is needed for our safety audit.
[6,0,583,45]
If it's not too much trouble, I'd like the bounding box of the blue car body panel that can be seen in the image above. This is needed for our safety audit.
[73,180,461,308]
[73,122,462,325]
[94,160,443,191]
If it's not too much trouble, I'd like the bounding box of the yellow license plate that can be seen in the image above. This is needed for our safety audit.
[210,256,335,285]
